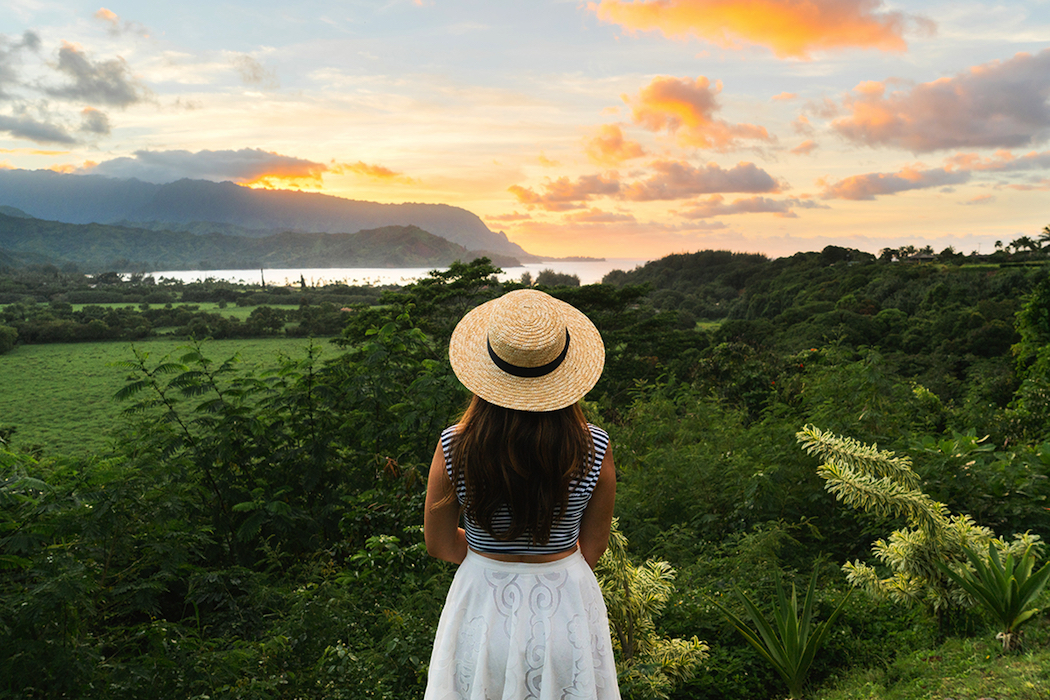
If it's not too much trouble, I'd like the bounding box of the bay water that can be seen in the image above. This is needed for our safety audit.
[149,259,650,288]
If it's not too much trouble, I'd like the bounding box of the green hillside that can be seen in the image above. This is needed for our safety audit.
[0,212,498,270]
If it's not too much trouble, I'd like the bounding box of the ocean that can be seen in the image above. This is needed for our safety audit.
[149,259,650,287]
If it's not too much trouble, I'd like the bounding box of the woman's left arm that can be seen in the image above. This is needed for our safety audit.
[578,449,616,569]
[424,440,468,565]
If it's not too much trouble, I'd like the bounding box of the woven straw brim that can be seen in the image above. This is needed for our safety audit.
[449,293,605,412]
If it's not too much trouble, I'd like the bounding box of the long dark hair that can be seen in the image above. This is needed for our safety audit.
[448,396,594,545]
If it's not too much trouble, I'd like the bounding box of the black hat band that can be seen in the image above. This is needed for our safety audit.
[487,329,570,378]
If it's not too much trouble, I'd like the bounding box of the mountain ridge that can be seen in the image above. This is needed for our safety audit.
[0,169,533,261]
[0,212,519,271]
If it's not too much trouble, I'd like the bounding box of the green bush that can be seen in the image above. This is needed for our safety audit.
[0,324,16,354]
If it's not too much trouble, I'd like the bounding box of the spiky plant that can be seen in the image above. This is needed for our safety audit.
[796,425,1042,613]
[711,571,851,700]
[595,519,708,700]
[938,542,1050,651]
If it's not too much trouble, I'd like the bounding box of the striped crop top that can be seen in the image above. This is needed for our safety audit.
[440,423,610,555]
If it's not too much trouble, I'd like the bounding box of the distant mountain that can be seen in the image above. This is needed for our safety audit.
[0,205,33,219]
[0,169,534,261]
[0,212,515,271]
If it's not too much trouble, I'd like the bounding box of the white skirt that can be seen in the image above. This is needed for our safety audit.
[424,549,621,700]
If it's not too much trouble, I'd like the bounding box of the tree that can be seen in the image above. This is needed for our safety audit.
[535,268,581,287]
[246,305,285,334]
[347,257,503,350]
[1004,277,1050,440]
[1011,235,1038,255]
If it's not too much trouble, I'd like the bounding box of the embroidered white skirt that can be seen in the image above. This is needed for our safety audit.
[424,549,621,700]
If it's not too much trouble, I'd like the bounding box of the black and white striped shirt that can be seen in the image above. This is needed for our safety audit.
[441,423,609,555]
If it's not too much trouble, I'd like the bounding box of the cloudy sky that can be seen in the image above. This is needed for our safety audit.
[1,0,1048,259]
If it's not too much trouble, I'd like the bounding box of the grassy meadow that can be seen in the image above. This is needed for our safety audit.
[0,336,336,455]
[67,301,304,325]
[817,636,1050,700]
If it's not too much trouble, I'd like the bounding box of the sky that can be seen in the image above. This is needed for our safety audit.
[1,0,1049,260]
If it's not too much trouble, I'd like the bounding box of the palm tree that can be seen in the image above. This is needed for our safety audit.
[1013,236,1037,255]
[1038,226,1050,250]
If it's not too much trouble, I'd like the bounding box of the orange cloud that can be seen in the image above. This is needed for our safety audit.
[793,114,815,135]
[333,160,404,180]
[962,195,996,205]
[944,150,1050,173]
[238,158,329,190]
[622,159,779,200]
[485,211,533,222]
[509,173,621,211]
[0,148,71,156]
[93,7,150,37]
[625,75,770,150]
[772,92,798,101]
[86,148,332,189]
[584,124,647,165]
[501,218,746,259]
[677,194,825,218]
[243,175,323,190]
[79,149,409,192]
[47,163,78,174]
[538,153,560,167]
[821,165,969,200]
[564,208,637,223]
[790,139,818,155]
[590,0,922,59]
[1004,178,1050,191]
[94,8,119,25]
[832,49,1050,152]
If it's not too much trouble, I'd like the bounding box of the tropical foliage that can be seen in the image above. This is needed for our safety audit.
[2,239,1050,699]
[596,520,708,699]
[797,424,1043,613]
[938,542,1050,651]
[711,571,851,699]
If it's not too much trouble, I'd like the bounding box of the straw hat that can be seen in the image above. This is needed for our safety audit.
[449,289,605,412]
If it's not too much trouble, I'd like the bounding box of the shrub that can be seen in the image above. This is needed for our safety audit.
[0,324,16,354]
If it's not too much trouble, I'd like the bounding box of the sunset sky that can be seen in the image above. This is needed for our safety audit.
[1,1,1049,260]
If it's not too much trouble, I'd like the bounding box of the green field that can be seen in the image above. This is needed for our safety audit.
[66,302,303,322]
[0,337,337,456]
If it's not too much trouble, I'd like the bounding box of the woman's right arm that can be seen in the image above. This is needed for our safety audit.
[424,440,468,565]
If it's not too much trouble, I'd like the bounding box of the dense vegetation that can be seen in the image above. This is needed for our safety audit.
[2,245,1050,699]
[0,269,389,347]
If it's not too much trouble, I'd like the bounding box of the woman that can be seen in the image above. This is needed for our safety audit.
[423,288,620,700]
